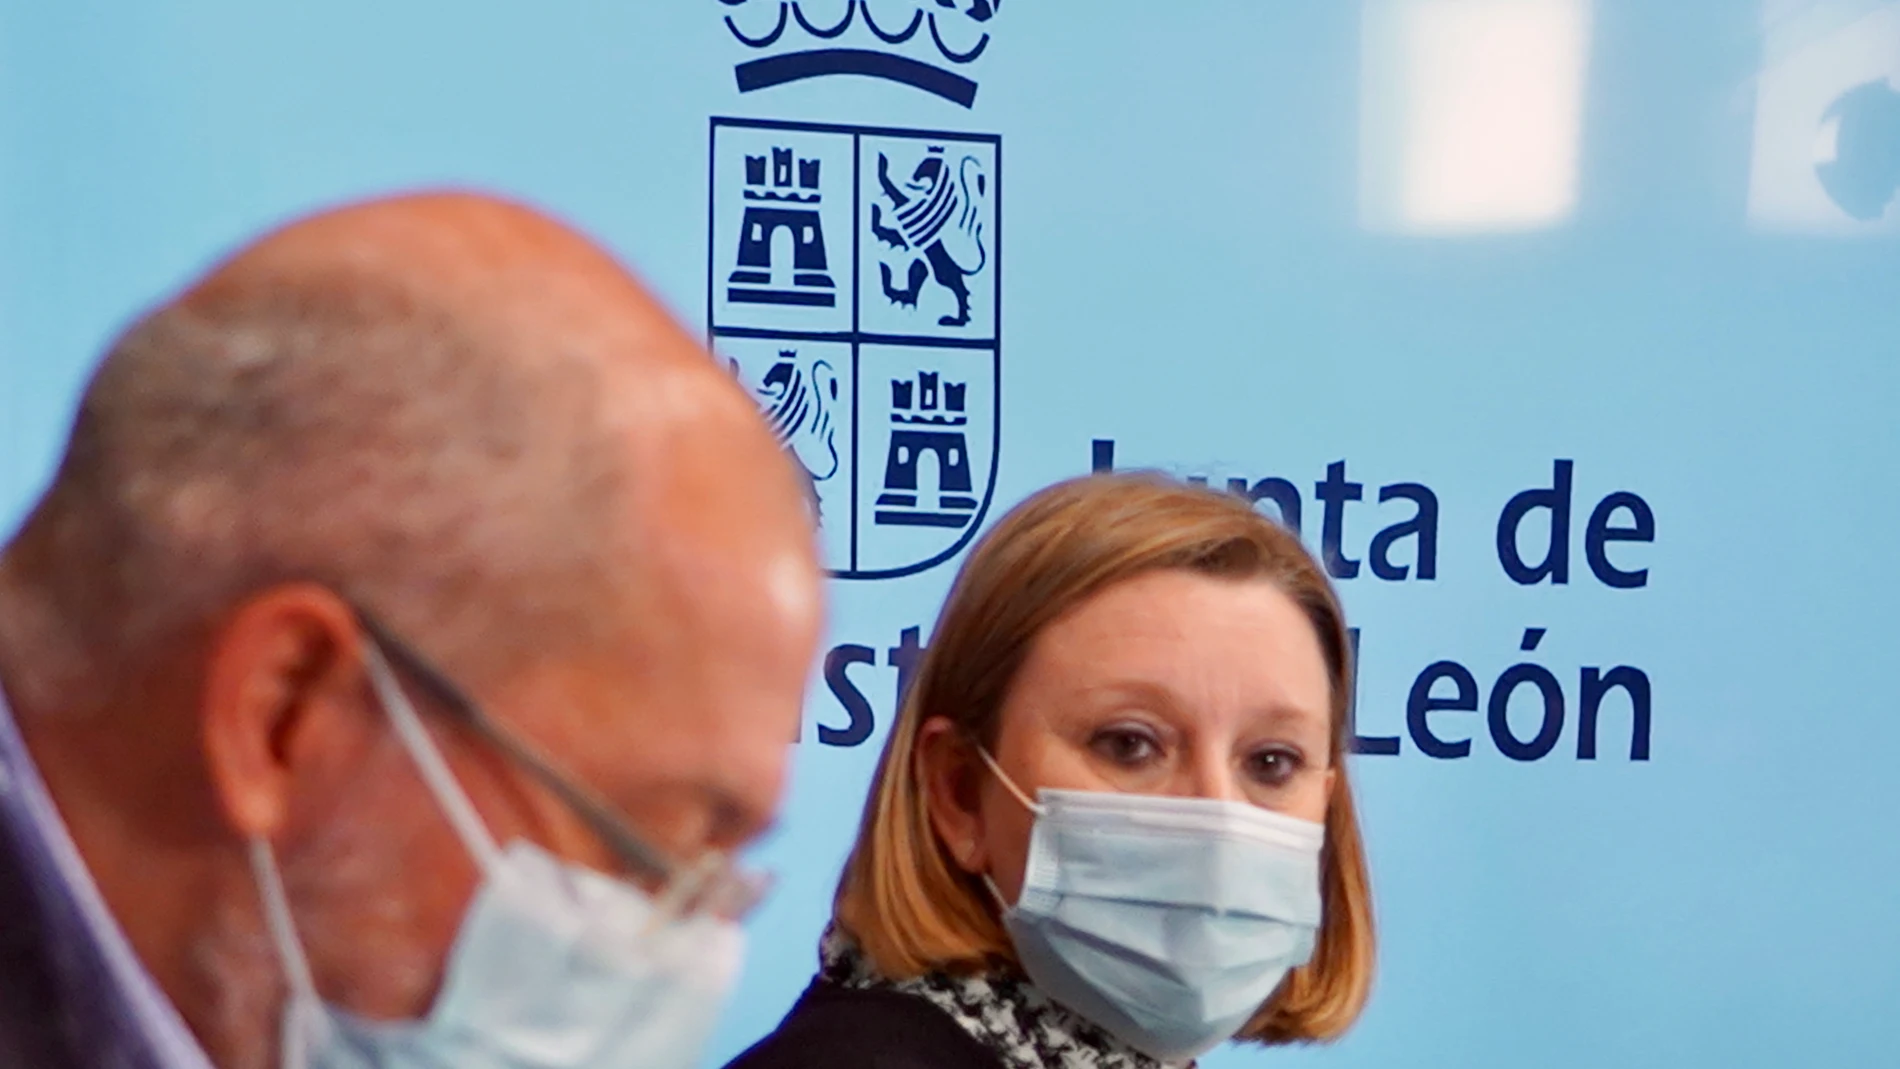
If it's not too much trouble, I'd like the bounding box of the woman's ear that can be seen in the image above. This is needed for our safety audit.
[915,716,990,875]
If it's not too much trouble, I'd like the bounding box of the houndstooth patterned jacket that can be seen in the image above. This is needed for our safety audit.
[818,927,1189,1069]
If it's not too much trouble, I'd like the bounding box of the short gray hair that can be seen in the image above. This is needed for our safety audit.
[2,262,630,712]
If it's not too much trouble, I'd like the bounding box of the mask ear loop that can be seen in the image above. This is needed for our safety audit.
[644,852,721,933]
[249,839,329,1069]
[361,639,505,874]
[975,745,1043,815]
[973,747,1044,913]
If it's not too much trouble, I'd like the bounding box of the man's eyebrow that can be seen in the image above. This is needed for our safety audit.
[712,788,780,849]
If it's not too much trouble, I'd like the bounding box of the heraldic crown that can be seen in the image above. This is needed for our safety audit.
[718,0,1001,107]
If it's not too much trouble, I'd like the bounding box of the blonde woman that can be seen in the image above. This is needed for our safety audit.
[729,473,1375,1069]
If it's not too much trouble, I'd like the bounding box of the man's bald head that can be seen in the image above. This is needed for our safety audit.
[0,192,824,1067]
[2,191,808,707]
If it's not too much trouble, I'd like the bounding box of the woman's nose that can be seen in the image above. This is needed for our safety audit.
[1182,746,1247,802]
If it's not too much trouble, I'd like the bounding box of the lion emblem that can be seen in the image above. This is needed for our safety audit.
[870,146,989,327]
[734,349,840,521]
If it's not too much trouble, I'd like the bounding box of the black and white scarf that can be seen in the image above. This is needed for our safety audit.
[818,928,1187,1069]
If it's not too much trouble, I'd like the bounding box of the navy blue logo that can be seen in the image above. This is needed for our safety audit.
[718,1,1000,108]
[710,117,1000,579]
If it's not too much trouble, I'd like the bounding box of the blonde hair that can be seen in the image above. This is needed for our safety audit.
[832,472,1375,1044]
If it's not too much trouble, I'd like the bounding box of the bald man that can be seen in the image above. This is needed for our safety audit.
[0,193,824,1069]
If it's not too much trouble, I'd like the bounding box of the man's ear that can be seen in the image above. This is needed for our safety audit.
[199,584,368,841]
[915,716,989,875]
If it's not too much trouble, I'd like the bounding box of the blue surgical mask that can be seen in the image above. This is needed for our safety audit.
[249,640,744,1069]
[978,749,1326,1063]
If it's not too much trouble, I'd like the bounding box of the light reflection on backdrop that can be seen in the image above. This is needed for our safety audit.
[1358,0,1593,235]
[1747,0,1900,233]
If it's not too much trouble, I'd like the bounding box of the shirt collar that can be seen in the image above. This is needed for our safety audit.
[0,683,218,1069]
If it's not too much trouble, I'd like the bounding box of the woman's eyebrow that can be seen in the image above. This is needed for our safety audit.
[1067,678,1180,711]
[1240,702,1332,730]
[1070,679,1322,721]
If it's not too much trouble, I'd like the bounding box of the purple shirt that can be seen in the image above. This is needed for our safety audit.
[0,684,217,1069]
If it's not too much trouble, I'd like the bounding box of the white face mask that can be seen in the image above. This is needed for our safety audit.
[979,749,1326,1063]
[249,640,744,1069]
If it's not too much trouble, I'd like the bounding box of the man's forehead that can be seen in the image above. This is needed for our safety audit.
[483,643,792,830]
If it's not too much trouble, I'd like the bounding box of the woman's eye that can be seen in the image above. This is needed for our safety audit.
[1090,726,1161,767]
[1246,748,1303,786]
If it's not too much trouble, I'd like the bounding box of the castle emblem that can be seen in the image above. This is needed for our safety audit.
[729,148,836,307]
[877,371,976,527]
[710,117,1000,579]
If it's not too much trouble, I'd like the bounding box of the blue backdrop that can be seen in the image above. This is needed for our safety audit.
[3,2,1898,1066]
